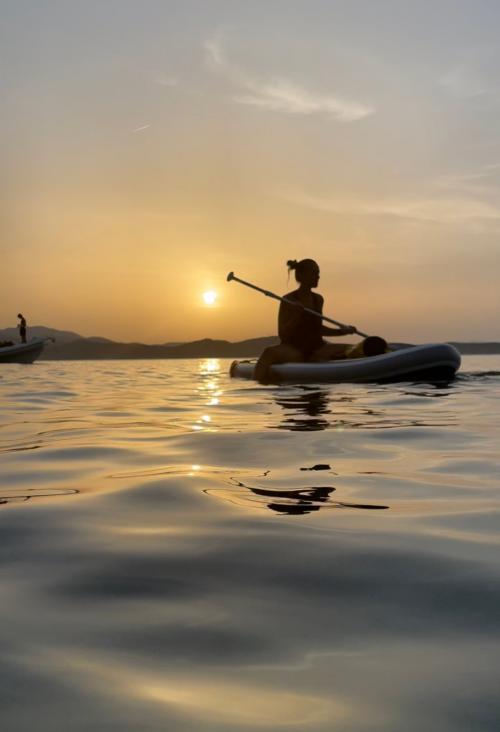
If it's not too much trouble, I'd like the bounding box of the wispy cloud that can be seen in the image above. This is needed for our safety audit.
[204,36,373,122]
[433,163,500,195]
[234,80,372,121]
[205,37,227,72]
[438,67,489,99]
[279,190,500,224]
[132,124,151,133]
[155,74,178,88]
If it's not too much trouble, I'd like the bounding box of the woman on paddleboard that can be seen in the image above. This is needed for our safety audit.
[254,259,386,382]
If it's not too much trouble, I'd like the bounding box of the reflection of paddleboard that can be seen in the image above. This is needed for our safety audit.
[0,338,50,364]
[230,343,461,383]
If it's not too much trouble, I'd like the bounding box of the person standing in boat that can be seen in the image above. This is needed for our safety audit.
[17,313,27,343]
[254,259,358,381]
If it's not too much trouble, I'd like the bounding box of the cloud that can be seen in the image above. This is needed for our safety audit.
[234,80,373,121]
[204,36,373,122]
[433,163,500,195]
[132,124,151,133]
[439,67,489,99]
[205,37,227,72]
[155,74,178,88]
[279,190,500,225]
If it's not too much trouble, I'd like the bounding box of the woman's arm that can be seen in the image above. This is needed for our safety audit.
[321,324,356,336]
[316,297,356,336]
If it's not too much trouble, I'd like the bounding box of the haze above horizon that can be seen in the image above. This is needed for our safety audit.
[1,1,499,344]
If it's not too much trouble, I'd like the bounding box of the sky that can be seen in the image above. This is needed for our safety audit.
[1,0,499,343]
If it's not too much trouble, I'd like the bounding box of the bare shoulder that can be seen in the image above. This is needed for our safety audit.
[279,290,300,316]
[315,293,324,304]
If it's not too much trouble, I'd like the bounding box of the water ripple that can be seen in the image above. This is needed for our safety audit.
[0,356,499,731]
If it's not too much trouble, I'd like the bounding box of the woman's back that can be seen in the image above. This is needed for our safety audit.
[278,290,324,359]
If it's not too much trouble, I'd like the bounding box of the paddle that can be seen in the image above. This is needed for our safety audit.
[226,271,414,353]
[226,271,369,337]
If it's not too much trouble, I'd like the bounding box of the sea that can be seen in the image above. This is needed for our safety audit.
[1,356,499,731]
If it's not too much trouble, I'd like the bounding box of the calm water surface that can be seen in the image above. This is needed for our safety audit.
[1,356,499,731]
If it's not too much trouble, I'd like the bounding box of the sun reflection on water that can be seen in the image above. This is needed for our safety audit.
[191,359,224,431]
[199,358,220,374]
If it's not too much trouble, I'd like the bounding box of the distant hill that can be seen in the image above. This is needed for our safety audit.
[2,325,500,358]
[40,335,279,360]
[39,338,500,359]
[0,325,82,343]
[449,342,500,354]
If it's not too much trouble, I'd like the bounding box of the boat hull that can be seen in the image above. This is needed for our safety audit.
[230,343,461,383]
[0,339,48,364]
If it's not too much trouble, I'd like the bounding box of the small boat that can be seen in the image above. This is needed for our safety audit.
[0,338,51,364]
[230,343,461,383]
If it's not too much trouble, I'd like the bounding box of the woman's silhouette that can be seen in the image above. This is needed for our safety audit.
[255,259,360,381]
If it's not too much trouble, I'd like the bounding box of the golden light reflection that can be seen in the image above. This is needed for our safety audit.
[109,526,188,536]
[200,358,221,374]
[47,651,339,727]
[142,679,335,726]
[192,414,216,431]
[198,359,223,411]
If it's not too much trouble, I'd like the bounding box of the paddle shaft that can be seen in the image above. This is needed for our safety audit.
[226,272,369,338]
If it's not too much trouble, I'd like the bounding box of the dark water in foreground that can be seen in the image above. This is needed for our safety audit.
[1,357,499,731]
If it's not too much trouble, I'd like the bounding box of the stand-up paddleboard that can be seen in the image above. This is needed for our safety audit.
[0,338,50,364]
[230,343,461,383]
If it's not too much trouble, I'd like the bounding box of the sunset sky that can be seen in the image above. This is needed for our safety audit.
[1,0,499,343]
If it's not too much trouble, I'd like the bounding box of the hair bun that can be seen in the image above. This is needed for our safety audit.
[286,259,298,270]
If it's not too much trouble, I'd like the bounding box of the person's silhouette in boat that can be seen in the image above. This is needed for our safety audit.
[255,259,386,382]
[17,313,27,343]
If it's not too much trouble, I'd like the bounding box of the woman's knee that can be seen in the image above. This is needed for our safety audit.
[259,345,280,364]
[277,345,303,363]
[310,344,348,362]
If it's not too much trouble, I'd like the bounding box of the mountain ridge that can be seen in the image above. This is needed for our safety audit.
[1,326,500,358]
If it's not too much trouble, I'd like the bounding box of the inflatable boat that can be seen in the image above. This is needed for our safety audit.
[0,338,50,364]
[230,343,461,383]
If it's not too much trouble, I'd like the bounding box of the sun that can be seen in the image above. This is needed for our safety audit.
[202,290,217,306]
